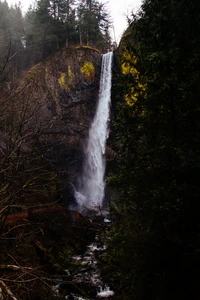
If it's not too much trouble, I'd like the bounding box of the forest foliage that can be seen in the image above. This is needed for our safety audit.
[0,0,112,81]
[104,0,200,299]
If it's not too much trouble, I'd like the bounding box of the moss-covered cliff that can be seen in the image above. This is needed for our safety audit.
[16,46,102,177]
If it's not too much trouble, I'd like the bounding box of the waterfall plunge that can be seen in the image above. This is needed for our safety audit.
[75,52,113,213]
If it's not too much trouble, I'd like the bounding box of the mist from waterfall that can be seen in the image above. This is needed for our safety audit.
[75,52,113,213]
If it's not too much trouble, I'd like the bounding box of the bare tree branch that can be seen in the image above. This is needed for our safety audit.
[0,280,18,300]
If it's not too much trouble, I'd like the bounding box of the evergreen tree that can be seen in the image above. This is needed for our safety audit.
[0,0,112,76]
[0,1,25,80]
[0,0,10,59]
[77,0,111,50]
[104,0,200,299]
[24,0,77,64]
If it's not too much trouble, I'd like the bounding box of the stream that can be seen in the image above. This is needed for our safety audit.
[65,234,114,299]
[53,218,114,300]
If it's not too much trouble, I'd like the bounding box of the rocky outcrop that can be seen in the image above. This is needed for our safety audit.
[17,46,102,177]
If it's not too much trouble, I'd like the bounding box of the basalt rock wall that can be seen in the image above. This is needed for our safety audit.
[17,46,102,178]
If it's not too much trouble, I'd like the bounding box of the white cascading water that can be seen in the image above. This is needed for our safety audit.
[75,52,113,213]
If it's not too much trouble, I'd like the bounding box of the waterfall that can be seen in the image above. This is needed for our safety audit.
[75,52,113,213]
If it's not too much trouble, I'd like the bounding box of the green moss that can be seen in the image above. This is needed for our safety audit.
[67,65,74,85]
[121,48,147,106]
[68,65,73,78]
[80,61,95,80]
[75,45,100,53]
[58,72,70,91]
[25,63,42,81]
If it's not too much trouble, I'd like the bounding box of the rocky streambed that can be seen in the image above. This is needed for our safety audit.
[52,215,114,300]
[1,205,114,299]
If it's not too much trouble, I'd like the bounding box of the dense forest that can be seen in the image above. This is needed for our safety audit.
[0,0,112,81]
[1,0,200,299]
[103,0,200,299]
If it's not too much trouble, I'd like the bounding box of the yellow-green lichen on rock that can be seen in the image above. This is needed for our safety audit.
[68,65,73,79]
[67,65,75,85]
[80,61,95,81]
[58,72,70,91]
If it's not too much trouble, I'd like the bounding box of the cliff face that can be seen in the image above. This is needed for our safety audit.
[17,46,102,177]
